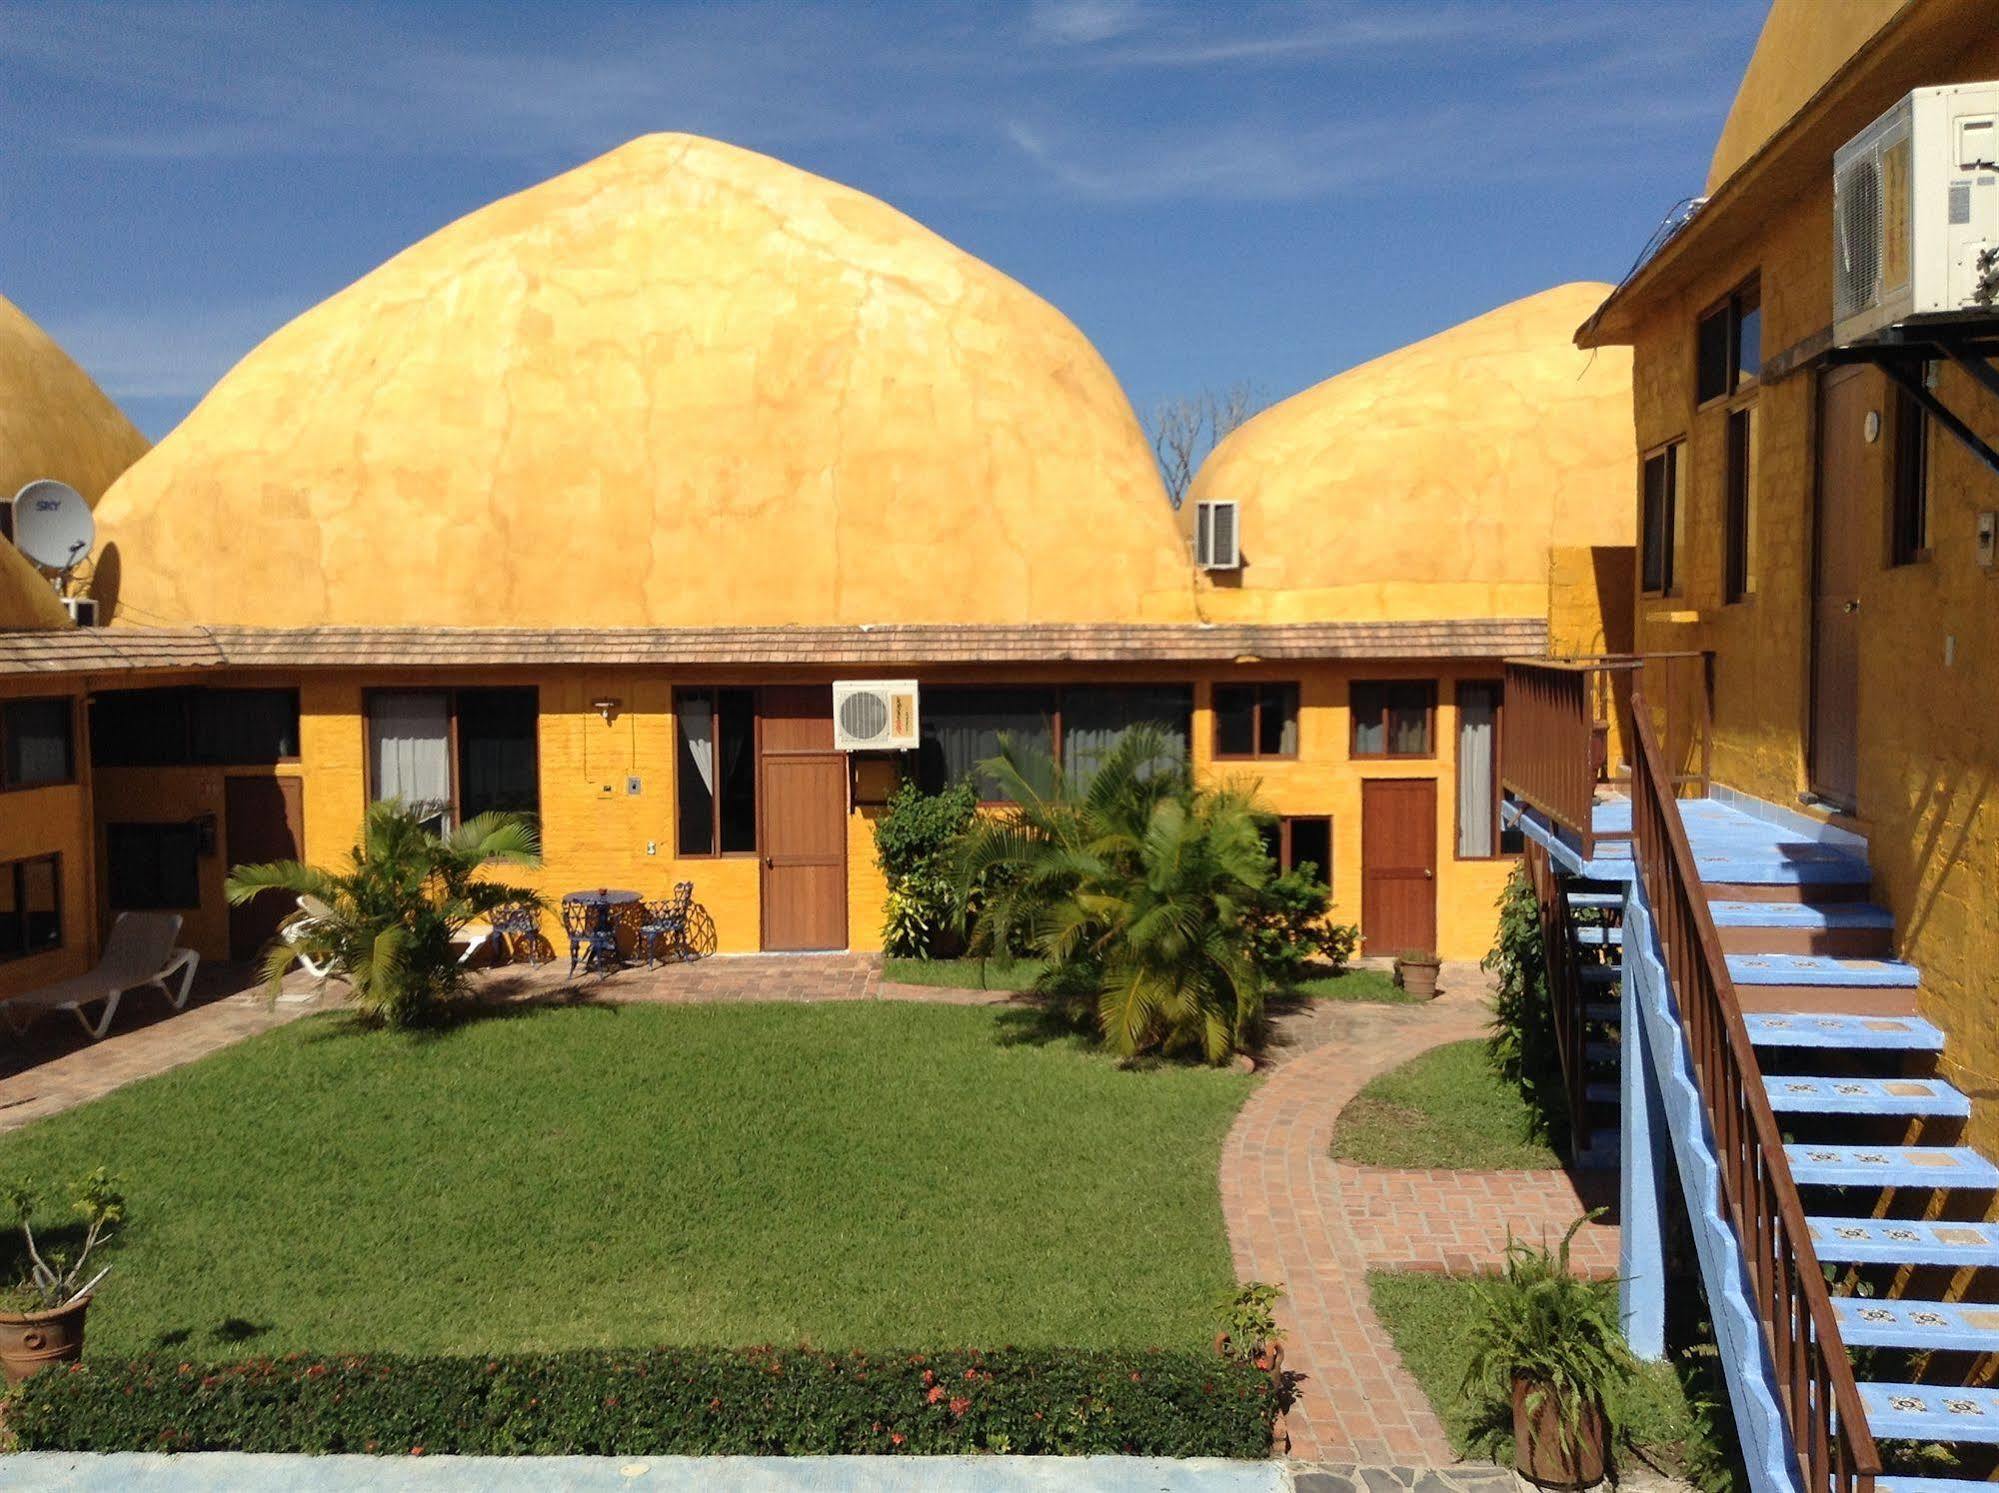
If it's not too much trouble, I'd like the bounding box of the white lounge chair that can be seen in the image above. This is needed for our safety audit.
[279,896,492,993]
[0,912,200,1040]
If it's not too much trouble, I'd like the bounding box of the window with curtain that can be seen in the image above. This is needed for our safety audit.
[0,854,62,961]
[369,691,453,829]
[1212,683,1298,759]
[1455,681,1522,858]
[1060,685,1192,781]
[1351,680,1434,757]
[2,698,75,789]
[917,687,1056,798]
[677,688,756,856]
[456,689,539,821]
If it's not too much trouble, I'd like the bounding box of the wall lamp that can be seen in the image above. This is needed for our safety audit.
[591,697,622,724]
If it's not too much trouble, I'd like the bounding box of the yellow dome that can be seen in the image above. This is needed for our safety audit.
[93,134,1192,629]
[1182,284,1632,624]
[0,295,151,629]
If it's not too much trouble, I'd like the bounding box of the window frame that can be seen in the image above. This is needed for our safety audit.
[1452,679,1521,861]
[1349,679,1437,761]
[1722,402,1758,604]
[673,686,761,860]
[1210,681,1301,762]
[0,852,63,963]
[1641,439,1684,598]
[1696,276,1761,409]
[362,686,541,830]
[1889,374,1932,567]
[915,683,1194,803]
[0,696,78,792]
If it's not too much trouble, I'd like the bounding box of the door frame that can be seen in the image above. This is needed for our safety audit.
[1806,365,1865,811]
[1359,776,1438,955]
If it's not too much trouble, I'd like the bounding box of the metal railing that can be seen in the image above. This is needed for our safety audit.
[1628,690,1878,1493]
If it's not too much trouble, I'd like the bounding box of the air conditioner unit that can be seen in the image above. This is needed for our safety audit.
[833,679,919,751]
[61,596,100,627]
[1195,499,1241,570]
[1834,82,1999,346]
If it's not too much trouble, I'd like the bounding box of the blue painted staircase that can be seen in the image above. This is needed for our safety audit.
[1534,796,1999,1485]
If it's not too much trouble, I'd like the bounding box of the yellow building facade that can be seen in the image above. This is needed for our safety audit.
[1581,0,1999,1145]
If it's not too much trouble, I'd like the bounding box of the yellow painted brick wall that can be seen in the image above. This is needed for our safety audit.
[0,682,92,1000]
[1620,25,1999,1153]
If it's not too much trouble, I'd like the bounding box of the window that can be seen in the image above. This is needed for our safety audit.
[1641,441,1683,596]
[1351,680,1434,758]
[1723,406,1758,603]
[1891,377,1930,565]
[1696,278,1760,404]
[2,698,75,789]
[106,824,201,910]
[1213,682,1299,759]
[918,685,1191,798]
[676,688,757,857]
[367,688,539,831]
[0,854,62,962]
[1261,816,1332,888]
[1455,681,1523,859]
[92,688,299,767]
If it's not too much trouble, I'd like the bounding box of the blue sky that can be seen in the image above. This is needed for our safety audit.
[1,0,1765,441]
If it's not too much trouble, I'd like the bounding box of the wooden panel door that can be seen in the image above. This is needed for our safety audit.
[759,754,848,951]
[226,776,304,961]
[1361,778,1437,955]
[1811,366,1869,808]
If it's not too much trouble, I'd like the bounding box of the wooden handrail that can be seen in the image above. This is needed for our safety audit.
[1627,689,1878,1493]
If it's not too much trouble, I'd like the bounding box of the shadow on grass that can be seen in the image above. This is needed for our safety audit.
[988,1001,1093,1051]
[152,1316,274,1350]
[297,983,624,1048]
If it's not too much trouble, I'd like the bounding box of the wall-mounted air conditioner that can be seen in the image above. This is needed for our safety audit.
[61,596,101,627]
[1834,82,1999,346]
[833,679,919,751]
[1195,499,1240,570]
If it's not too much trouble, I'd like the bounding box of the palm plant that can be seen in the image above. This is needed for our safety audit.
[224,800,544,1029]
[952,727,1272,1064]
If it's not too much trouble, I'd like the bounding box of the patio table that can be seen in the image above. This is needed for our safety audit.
[562,889,642,973]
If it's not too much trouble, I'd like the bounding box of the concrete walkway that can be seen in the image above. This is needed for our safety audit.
[0,1454,1284,1491]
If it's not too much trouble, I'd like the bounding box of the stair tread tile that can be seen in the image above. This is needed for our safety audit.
[1835,1298,1999,1352]
[1743,1011,1945,1050]
[1584,1040,1618,1064]
[1726,952,1920,987]
[1860,1382,1999,1443]
[1575,926,1624,946]
[1583,1082,1619,1105]
[1708,900,1895,929]
[1785,1143,1999,1190]
[1578,964,1621,987]
[1764,1075,1971,1117]
[1809,1216,1999,1266]
[1584,1001,1618,1024]
[1565,892,1622,909]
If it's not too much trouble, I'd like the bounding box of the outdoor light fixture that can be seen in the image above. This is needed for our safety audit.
[592,697,622,723]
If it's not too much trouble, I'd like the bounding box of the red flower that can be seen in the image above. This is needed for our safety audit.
[410,1446,425,1457]
[949,1397,970,1417]
[1130,1371,1142,1382]
[890,1432,906,1446]
[922,1369,936,1387]
[927,1386,945,1404]
[709,1397,723,1411]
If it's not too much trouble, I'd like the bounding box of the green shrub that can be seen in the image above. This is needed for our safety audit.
[6,1348,1284,1458]
[1483,864,1568,1152]
[873,781,979,957]
[1240,864,1357,986]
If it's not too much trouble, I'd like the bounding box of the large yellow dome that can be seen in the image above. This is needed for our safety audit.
[1182,283,1632,623]
[93,134,1192,629]
[0,295,151,629]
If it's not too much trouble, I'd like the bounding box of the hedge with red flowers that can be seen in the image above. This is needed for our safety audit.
[4,1347,1284,1456]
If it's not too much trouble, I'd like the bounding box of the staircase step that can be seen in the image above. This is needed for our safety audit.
[1565,890,1623,910]
[1835,1297,1999,1352]
[1585,1001,1618,1024]
[1579,964,1621,988]
[1585,1041,1618,1065]
[1584,1082,1619,1106]
[1743,1011,1945,1050]
[1710,901,1896,930]
[1809,1216,1999,1267]
[1878,1480,1999,1493]
[1726,953,1919,988]
[1575,926,1623,947]
[1860,1382,1999,1443]
[1785,1144,1999,1190]
[1764,1075,1970,1117]
[1709,900,1897,957]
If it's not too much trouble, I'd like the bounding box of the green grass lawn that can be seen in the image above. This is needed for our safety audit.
[880,957,1046,992]
[1369,1272,1698,1467]
[1331,1038,1560,1170]
[0,1003,1250,1357]
[1287,967,1420,1003]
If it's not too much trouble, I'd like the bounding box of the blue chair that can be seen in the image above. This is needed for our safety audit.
[640,882,695,967]
[490,902,545,966]
[562,897,619,976]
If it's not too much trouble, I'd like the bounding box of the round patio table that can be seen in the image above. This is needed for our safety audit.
[562,889,642,973]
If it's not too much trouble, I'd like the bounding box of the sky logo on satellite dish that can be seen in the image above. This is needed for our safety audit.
[9,480,96,573]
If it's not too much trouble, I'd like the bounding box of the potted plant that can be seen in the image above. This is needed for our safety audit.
[0,1169,125,1385]
[1214,1279,1285,1372]
[1463,1218,1633,1489]
[1395,949,1442,999]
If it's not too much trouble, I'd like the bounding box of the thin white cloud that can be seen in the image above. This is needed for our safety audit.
[1028,0,1150,45]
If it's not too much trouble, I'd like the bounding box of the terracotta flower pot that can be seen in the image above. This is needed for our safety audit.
[1396,959,1442,999]
[0,1294,91,1385]
[1512,1376,1607,1489]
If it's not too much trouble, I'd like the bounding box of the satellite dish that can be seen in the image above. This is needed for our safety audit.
[9,480,95,573]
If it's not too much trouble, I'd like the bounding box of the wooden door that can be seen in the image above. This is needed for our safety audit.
[758,686,847,951]
[1811,366,1869,808]
[226,776,304,961]
[1361,778,1437,955]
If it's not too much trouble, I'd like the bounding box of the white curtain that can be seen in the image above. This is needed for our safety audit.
[1458,685,1497,858]
[679,695,715,795]
[371,692,452,824]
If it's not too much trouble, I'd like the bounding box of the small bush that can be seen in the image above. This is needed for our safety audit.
[5,1348,1284,1458]
[1240,864,1357,986]
[1483,864,1568,1152]
[873,781,979,957]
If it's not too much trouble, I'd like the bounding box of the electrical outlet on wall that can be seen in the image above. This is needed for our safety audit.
[627,775,643,796]
[646,841,657,856]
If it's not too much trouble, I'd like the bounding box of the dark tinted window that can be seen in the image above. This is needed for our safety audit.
[1696,305,1732,403]
[456,688,539,820]
[192,690,300,764]
[676,688,757,855]
[1288,818,1331,882]
[1213,682,1297,758]
[0,855,62,962]
[91,689,191,767]
[1351,681,1434,757]
[1213,684,1256,757]
[1641,444,1679,595]
[3,698,75,788]
[106,824,201,910]
[1061,685,1192,782]
[918,687,1056,798]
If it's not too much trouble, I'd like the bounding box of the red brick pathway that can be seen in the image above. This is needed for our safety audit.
[1222,987,1618,1465]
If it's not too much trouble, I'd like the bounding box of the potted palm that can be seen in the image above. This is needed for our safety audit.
[1463,1218,1633,1489]
[1395,949,1442,999]
[0,1169,124,1385]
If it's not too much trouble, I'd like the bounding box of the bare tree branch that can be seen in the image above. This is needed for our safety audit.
[1144,382,1266,507]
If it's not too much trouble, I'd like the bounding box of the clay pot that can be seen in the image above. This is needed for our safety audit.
[0,1295,90,1385]
[1396,959,1442,999]
[1512,1376,1607,1489]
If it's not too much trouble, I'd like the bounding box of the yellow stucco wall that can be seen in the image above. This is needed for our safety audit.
[1618,19,1999,1151]
[90,134,1193,631]
[1182,284,1634,624]
[0,680,94,1002]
